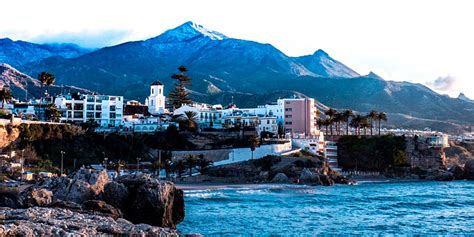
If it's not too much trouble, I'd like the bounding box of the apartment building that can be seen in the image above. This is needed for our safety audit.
[278,97,318,137]
[54,93,124,127]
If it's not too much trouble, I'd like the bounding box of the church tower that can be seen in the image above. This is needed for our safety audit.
[146,80,166,115]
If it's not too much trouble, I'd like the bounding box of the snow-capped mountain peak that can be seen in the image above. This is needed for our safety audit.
[149,21,228,43]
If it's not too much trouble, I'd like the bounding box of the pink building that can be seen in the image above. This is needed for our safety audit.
[278,98,318,137]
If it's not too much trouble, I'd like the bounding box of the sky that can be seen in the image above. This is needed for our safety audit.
[1,0,473,99]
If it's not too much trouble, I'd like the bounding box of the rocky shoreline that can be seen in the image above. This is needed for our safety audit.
[0,169,185,236]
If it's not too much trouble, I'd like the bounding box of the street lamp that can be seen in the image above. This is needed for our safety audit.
[60,151,65,176]
[104,157,108,171]
[136,157,141,173]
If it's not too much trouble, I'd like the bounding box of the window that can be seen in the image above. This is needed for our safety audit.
[285,115,292,118]
[152,88,154,94]
[267,120,270,124]
[285,122,292,125]
[96,105,102,111]
[110,113,116,119]
[159,88,161,94]
[95,112,101,118]
[73,112,83,118]
[285,108,292,112]
[86,105,94,110]
[110,105,116,111]
[86,112,94,118]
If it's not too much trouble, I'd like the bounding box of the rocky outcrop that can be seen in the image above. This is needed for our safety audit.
[0,207,180,236]
[425,170,454,181]
[319,174,335,186]
[19,188,53,207]
[464,160,474,180]
[103,181,129,209]
[13,170,185,229]
[271,173,289,183]
[20,169,109,205]
[299,168,321,185]
[117,174,185,229]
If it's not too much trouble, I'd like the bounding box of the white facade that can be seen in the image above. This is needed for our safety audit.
[258,116,278,135]
[55,94,123,127]
[145,81,166,115]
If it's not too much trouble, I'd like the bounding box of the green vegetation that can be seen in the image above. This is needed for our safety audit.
[168,65,192,110]
[337,135,408,171]
[317,108,388,136]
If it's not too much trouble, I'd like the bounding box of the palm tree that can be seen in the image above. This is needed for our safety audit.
[172,159,186,178]
[37,72,55,120]
[249,136,260,160]
[196,154,213,175]
[185,155,196,177]
[0,88,13,109]
[377,112,387,135]
[316,118,325,130]
[333,112,344,135]
[45,104,61,122]
[368,110,378,136]
[324,108,337,135]
[360,116,370,135]
[178,111,198,131]
[350,115,363,135]
[342,110,354,135]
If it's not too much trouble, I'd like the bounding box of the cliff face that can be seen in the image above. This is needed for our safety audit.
[405,138,446,170]
[0,124,20,149]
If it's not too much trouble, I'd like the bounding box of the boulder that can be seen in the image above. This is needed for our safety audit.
[271,173,289,183]
[19,188,53,207]
[117,174,185,229]
[299,168,321,185]
[258,171,269,180]
[82,200,123,219]
[103,182,129,209]
[319,174,335,186]
[464,160,474,180]
[450,165,465,180]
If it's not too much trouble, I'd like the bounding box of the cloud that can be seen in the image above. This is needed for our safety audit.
[29,29,134,48]
[426,75,457,91]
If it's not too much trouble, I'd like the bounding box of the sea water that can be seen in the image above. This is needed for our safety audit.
[178,181,474,235]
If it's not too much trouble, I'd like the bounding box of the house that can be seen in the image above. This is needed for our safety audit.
[21,171,34,181]
[55,93,124,127]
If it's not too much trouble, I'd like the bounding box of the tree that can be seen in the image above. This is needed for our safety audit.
[342,110,354,135]
[324,108,337,135]
[45,104,61,122]
[168,66,192,110]
[333,112,344,135]
[277,121,285,137]
[249,136,260,160]
[0,88,12,109]
[360,116,370,136]
[350,115,363,135]
[368,110,378,136]
[196,154,213,175]
[185,155,196,177]
[377,112,387,135]
[37,72,55,120]
[178,111,198,132]
[172,159,186,178]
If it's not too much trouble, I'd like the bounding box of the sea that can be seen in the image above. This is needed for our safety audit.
[178,181,474,235]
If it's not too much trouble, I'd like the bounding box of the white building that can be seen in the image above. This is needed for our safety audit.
[55,94,124,127]
[257,116,278,135]
[292,131,325,155]
[145,81,166,115]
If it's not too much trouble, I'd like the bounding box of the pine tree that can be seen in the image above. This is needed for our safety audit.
[168,65,192,110]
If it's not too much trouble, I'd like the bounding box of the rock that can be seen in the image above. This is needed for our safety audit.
[71,169,110,196]
[319,174,335,186]
[103,182,129,209]
[271,173,289,183]
[19,188,53,207]
[258,171,269,180]
[117,174,185,229]
[464,160,474,180]
[425,170,454,181]
[299,168,321,185]
[82,200,123,219]
[0,207,180,236]
[450,165,465,180]
[50,200,82,210]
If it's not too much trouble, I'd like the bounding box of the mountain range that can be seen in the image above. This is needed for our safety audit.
[0,21,473,132]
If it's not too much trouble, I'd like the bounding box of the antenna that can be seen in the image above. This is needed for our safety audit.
[231,95,234,105]
[25,80,28,101]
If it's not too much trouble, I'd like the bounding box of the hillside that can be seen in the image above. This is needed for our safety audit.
[0,38,91,68]
[0,63,92,99]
